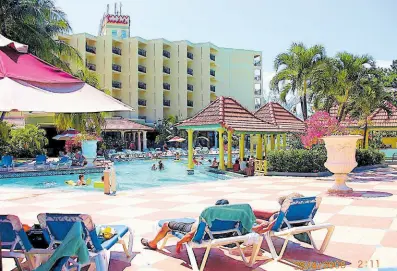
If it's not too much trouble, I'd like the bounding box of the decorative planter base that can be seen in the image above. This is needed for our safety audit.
[328,174,353,193]
[187,169,194,175]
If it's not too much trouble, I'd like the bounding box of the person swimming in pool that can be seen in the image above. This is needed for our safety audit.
[151,163,157,170]
[76,174,86,186]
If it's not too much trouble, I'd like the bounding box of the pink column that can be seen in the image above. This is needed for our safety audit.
[137,131,142,151]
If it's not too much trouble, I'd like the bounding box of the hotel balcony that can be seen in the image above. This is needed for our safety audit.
[112,46,122,55]
[187,100,194,107]
[163,83,171,90]
[86,62,96,71]
[112,64,121,72]
[210,69,216,77]
[254,60,261,66]
[210,85,216,92]
[138,115,147,121]
[138,65,146,73]
[254,89,262,96]
[163,49,171,58]
[112,80,122,89]
[163,66,170,74]
[187,68,193,76]
[163,99,171,107]
[138,99,147,106]
[138,82,146,90]
[210,53,216,61]
[138,48,146,57]
[187,84,194,92]
[254,75,261,81]
[187,52,193,60]
[86,44,96,54]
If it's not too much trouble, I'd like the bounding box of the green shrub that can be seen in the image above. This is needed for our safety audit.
[267,147,384,173]
[9,125,48,158]
[356,148,384,167]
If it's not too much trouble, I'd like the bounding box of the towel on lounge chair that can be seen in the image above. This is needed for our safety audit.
[34,222,89,271]
[200,204,256,234]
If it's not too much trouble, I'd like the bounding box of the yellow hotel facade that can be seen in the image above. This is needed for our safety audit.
[57,13,264,124]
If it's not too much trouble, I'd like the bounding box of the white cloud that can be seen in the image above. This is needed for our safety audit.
[376,60,392,69]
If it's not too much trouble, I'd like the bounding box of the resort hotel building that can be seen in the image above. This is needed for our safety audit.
[58,7,264,124]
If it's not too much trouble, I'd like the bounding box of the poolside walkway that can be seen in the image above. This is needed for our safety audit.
[2,166,397,270]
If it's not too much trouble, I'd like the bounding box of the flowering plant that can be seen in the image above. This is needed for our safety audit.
[300,111,347,149]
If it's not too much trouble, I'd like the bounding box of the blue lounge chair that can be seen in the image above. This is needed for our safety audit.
[158,204,263,271]
[37,213,134,270]
[34,222,90,271]
[262,196,335,261]
[34,154,49,170]
[52,156,72,169]
[0,155,14,171]
[0,215,51,270]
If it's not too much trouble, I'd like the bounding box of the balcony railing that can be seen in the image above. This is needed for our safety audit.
[255,104,261,110]
[138,65,146,73]
[112,46,122,55]
[138,48,146,57]
[138,99,147,106]
[187,100,194,107]
[187,84,194,91]
[86,62,96,71]
[187,68,193,76]
[210,69,215,77]
[86,44,96,54]
[163,99,171,107]
[138,115,147,120]
[138,82,146,89]
[210,85,216,92]
[254,75,261,81]
[187,52,193,60]
[254,89,262,95]
[163,50,170,58]
[112,81,122,89]
[112,64,121,72]
[210,53,216,61]
[163,66,170,74]
[254,60,261,66]
[163,83,171,90]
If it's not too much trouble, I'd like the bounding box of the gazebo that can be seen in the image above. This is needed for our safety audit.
[254,102,305,151]
[102,117,154,151]
[176,97,286,172]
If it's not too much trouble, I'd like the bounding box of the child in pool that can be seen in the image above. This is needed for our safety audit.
[76,174,86,186]
[151,164,157,170]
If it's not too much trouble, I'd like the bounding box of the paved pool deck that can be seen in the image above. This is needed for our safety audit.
[2,166,397,270]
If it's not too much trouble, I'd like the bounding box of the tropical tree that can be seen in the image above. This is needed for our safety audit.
[270,42,326,120]
[0,0,82,73]
[9,124,48,157]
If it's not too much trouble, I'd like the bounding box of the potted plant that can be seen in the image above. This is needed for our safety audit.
[74,134,101,167]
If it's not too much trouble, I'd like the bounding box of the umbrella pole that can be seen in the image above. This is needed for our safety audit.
[0,112,5,121]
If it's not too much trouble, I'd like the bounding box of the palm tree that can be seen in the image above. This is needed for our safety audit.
[0,0,82,73]
[270,42,326,120]
[311,52,377,121]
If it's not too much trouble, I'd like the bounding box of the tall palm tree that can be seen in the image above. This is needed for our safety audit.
[270,42,326,120]
[0,0,82,73]
[311,52,377,121]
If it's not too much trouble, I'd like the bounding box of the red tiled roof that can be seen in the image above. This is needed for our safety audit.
[254,102,306,132]
[177,96,284,132]
[329,106,360,127]
[103,117,154,131]
[367,102,397,127]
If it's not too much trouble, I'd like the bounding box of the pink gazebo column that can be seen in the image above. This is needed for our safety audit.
[137,131,142,151]
[143,131,147,151]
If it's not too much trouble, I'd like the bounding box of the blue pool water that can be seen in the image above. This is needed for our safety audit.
[0,159,231,191]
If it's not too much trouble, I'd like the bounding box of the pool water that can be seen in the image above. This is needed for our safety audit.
[0,159,231,191]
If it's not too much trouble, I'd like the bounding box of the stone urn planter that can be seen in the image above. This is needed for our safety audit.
[322,135,362,193]
[82,140,98,167]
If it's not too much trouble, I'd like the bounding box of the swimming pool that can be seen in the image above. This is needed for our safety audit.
[0,159,232,191]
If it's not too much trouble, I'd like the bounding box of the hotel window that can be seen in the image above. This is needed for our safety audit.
[254,83,261,95]
[254,55,261,66]
[255,98,261,110]
[254,69,261,81]
[112,30,118,38]
[121,30,127,39]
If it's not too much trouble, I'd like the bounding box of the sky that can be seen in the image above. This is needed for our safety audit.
[56,0,397,94]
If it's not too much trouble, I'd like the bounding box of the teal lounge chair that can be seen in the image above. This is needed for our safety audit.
[0,155,14,171]
[262,196,335,261]
[158,204,263,271]
[34,222,90,271]
[37,213,134,270]
[52,156,72,169]
[34,154,49,170]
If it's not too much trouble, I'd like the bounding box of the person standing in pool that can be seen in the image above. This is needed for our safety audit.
[76,174,86,186]
[158,160,164,170]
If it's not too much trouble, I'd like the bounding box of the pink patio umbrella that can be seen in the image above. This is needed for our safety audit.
[53,129,81,140]
[0,35,133,117]
[168,136,186,143]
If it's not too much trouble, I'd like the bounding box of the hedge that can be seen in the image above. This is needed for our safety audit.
[267,147,384,173]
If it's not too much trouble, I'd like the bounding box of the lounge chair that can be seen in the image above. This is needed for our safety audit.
[0,214,50,270]
[262,196,335,261]
[0,155,14,171]
[52,156,72,169]
[34,154,49,170]
[158,204,263,271]
[37,213,134,270]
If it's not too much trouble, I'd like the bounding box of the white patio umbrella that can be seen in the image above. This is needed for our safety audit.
[0,35,133,114]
